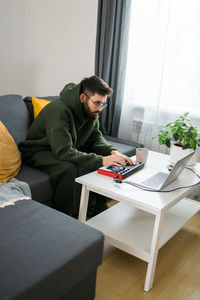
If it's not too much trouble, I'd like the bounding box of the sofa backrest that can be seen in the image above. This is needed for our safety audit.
[0,94,30,145]
[23,96,59,123]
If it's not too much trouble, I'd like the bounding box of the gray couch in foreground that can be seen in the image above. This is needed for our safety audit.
[0,200,104,300]
[0,93,143,300]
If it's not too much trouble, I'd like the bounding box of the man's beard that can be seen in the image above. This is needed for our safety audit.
[82,102,100,120]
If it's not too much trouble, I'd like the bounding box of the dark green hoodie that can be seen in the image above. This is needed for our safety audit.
[19,82,115,171]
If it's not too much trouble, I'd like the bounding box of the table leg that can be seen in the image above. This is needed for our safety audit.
[144,211,164,292]
[78,185,89,222]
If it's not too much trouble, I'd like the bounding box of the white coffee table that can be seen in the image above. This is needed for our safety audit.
[75,150,200,291]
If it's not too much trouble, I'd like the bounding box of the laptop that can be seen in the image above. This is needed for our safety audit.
[127,151,195,191]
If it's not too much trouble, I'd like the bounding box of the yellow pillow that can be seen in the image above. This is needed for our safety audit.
[0,121,21,183]
[32,97,51,119]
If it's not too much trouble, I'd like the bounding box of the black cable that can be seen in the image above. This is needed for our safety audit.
[185,166,200,179]
[113,167,200,193]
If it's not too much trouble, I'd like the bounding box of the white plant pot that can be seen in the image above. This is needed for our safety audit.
[169,144,200,166]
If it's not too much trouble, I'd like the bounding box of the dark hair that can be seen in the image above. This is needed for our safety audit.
[80,75,113,97]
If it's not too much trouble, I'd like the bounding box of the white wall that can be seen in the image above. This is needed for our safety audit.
[0,0,98,96]
[0,0,25,95]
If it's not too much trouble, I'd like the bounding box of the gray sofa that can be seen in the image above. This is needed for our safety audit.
[0,200,104,300]
[0,93,143,300]
[0,94,103,300]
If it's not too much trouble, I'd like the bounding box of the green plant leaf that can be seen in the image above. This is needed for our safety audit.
[166,139,171,148]
[182,144,190,150]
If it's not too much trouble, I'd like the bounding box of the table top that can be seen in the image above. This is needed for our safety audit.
[75,150,200,214]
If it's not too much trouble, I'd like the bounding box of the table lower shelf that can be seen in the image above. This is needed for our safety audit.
[86,198,200,262]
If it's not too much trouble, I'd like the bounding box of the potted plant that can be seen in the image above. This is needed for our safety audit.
[152,112,200,165]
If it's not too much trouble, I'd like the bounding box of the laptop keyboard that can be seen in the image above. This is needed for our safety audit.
[141,172,168,188]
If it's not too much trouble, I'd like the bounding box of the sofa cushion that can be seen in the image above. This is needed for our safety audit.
[0,121,21,182]
[32,97,51,119]
[0,200,104,300]
[16,163,53,205]
[0,94,30,145]
[24,96,59,123]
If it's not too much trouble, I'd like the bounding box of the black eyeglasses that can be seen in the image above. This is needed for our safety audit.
[84,93,107,109]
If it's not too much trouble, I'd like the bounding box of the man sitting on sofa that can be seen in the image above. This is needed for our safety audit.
[19,75,134,217]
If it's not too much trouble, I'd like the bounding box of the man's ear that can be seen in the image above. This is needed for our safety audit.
[80,93,86,103]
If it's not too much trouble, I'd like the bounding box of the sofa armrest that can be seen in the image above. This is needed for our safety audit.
[104,135,143,157]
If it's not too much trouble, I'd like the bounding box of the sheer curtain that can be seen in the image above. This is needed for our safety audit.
[118,0,200,153]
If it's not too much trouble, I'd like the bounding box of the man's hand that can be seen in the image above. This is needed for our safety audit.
[102,150,135,167]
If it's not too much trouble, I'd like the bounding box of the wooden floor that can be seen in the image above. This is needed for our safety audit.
[94,201,200,300]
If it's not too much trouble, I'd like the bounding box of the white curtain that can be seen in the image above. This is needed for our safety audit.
[118,0,200,153]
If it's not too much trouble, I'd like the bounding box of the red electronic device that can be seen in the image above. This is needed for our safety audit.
[97,162,145,180]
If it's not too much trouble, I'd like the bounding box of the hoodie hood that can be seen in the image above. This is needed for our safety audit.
[59,82,87,123]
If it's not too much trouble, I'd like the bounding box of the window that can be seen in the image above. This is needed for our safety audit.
[119,0,200,150]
